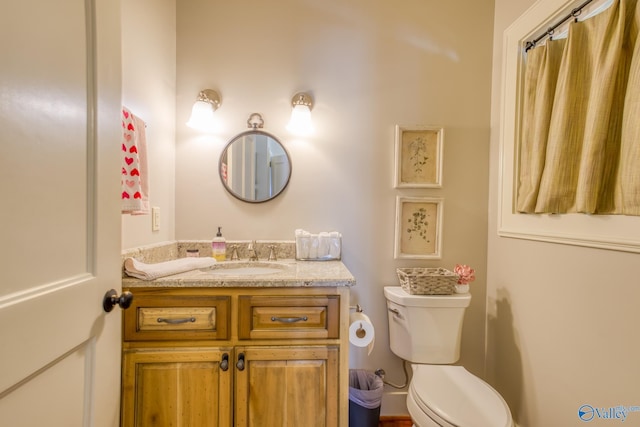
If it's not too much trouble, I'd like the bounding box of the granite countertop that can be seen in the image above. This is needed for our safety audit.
[122,259,356,288]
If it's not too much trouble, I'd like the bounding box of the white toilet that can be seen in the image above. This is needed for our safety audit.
[384,286,513,427]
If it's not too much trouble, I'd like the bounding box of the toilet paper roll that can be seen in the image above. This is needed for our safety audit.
[349,311,375,355]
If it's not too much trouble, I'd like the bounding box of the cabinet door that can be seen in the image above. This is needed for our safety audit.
[122,347,232,426]
[235,346,339,427]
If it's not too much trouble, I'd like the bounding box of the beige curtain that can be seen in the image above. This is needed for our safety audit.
[517,0,640,215]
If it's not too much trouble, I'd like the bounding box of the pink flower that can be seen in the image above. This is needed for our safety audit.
[454,264,475,285]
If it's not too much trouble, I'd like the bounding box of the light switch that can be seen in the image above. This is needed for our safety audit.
[152,206,160,231]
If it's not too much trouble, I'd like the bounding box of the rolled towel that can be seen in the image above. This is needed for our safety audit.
[309,237,319,259]
[124,257,217,280]
[329,232,342,259]
[295,229,311,238]
[318,232,330,258]
[296,236,310,259]
[295,229,343,260]
[295,229,311,259]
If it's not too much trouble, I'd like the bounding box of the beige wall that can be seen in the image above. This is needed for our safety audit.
[121,0,176,249]
[488,1,640,426]
[175,0,493,415]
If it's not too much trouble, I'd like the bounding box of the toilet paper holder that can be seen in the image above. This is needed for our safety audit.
[349,304,363,313]
[349,304,374,346]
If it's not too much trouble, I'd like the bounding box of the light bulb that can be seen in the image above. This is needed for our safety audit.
[287,104,314,135]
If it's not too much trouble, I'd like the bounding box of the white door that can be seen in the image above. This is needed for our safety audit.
[0,0,123,426]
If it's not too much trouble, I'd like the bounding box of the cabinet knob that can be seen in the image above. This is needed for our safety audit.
[236,352,245,371]
[102,289,133,312]
[220,353,229,371]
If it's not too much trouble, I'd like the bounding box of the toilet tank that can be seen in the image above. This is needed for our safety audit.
[384,286,471,364]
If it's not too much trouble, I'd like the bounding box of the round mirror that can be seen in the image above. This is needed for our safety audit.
[219,130,292,203]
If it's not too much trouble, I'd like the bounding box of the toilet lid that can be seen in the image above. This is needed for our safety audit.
[411,365,512,427]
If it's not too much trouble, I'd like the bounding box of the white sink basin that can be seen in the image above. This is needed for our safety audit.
[201,261,290,276]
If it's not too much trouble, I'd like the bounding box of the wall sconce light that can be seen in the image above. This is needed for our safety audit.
[286,92,314,135]
[186,89,221,131]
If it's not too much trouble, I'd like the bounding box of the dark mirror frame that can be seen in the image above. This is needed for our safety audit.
[218,129,292,203]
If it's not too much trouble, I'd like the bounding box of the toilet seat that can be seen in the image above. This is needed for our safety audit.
[409,365,512,427]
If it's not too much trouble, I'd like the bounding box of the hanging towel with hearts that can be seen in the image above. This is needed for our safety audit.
[121,106,150,214]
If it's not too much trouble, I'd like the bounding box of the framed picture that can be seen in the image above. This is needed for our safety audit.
[394,125,443,188]
[394,196,443,259]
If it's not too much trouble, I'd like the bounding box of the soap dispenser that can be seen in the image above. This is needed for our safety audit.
[212,227,226,261]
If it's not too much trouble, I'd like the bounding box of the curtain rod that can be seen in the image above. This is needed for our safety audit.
[525,0,594,52]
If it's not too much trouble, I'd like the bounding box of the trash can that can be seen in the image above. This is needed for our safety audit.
[349,369,383,427]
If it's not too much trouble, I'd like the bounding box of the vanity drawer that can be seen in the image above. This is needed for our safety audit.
[123,294,230,342]
[238,295,339,340]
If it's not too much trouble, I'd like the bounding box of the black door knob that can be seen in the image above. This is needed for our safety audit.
[103,289,134,312]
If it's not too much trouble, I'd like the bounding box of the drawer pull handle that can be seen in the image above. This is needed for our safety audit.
[236,353,245,371]
[271,316,308,323]
[157,317,196,324]
[220,353,229,371]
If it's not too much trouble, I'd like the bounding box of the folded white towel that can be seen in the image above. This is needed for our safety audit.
[124,257,217,280]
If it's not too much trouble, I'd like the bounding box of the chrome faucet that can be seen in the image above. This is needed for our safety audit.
[247,240,259,261]
[228,244,240,261]
[267,244,278,261]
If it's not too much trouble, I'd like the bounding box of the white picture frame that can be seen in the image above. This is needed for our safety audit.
[394,125,443,188]
[394,196,444,259]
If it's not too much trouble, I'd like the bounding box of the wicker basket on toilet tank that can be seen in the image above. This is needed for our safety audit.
[396,267,458,295]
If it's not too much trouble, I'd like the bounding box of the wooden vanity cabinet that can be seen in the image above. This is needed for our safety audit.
[121,291,232,426]
[121,347,233,426]
[121,287,349,427]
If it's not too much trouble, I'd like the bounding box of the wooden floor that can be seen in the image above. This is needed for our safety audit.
[379,415,413,426]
